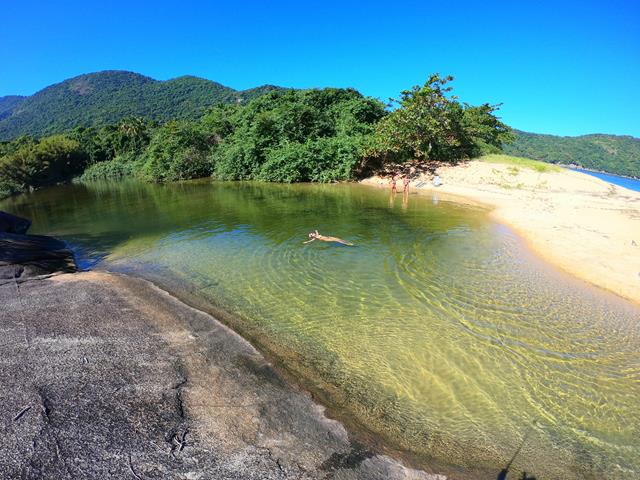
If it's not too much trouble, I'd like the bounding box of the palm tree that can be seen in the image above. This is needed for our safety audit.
[116,117,149,154]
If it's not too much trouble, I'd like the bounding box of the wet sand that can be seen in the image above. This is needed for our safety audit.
[363,161,640,304]
[0,270,444,479]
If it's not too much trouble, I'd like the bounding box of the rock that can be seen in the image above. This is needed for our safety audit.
[0,231,76,280]
[0,271,448,479]
[0,211,32,234]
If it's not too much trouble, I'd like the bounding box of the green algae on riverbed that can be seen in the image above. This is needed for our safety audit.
[2,180,639,479]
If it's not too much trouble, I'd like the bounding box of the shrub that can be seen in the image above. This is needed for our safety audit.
[212,88,386,182]
[79,152,142,181]
[0,134,87,197]
[141,121,213,182]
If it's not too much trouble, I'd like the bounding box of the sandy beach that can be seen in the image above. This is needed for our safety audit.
[363,160,640,304]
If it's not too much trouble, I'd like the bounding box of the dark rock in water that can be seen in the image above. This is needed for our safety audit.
[0,212,77,280]
[0,231,76,280]
[0,211,32,234]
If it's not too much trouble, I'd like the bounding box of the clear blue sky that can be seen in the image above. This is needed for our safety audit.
[1,0,638,136]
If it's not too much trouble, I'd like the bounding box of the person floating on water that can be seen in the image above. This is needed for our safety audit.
[304,230,353,246]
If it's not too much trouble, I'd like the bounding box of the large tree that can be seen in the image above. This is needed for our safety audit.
[368,74,512,164]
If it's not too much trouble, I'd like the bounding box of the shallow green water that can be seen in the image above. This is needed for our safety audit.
[3,180,639,479]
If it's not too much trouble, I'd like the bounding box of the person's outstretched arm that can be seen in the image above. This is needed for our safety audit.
[303,238,316,244]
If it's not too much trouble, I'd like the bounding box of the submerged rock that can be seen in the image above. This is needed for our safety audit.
[0,211,31,234]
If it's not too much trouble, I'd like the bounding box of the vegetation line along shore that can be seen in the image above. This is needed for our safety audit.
[2,71,639,201]
[0,73,511,199]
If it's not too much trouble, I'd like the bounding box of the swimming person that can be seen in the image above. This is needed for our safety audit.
[304,230,354,246]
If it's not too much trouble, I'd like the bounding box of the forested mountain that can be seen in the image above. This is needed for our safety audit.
[505,130,640,178]
[0,95,25,121]
[0,71,282,140]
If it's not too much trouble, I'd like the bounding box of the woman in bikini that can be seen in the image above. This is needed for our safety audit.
[303,230,353,246]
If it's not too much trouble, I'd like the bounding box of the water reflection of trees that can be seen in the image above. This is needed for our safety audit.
[1,180,487,255]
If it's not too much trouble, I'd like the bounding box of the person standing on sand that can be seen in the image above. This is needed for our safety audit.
[402,176,410,193]
[303,230,354,246]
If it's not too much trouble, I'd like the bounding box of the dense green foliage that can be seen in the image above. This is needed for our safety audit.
[0,74,518,199]
[0,71,282,140]
[0,95,25,121]
[81,89,386,184]
[211,89,386,182]
[141,121,213,182]
[505,130,640,178]
[0,88,388,197]
[0,135,88,198]
[367,74,513,165]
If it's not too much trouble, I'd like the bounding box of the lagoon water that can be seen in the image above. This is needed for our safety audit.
[2,180,639,479]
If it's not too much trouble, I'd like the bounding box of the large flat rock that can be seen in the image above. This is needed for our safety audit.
[0,271,445,480]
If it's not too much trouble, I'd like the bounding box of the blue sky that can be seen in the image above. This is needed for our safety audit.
[1,0,638,136]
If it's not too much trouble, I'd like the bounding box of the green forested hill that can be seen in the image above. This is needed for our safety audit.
[0,95,25,121]
[505,130,640,178]
[0,71,282,140]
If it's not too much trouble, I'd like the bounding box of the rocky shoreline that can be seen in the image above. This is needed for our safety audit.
[0,211,445,479]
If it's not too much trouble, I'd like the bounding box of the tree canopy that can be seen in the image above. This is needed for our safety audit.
[367,74,513,164]
[0,135,87,198]
[210,88,386,182]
